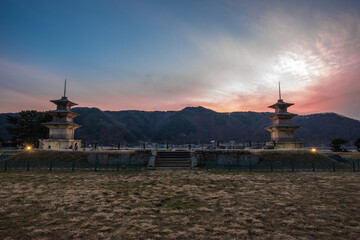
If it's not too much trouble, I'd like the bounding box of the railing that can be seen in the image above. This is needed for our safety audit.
[1,158,359,172]
[0,160,143,171]
[205,160,360,172]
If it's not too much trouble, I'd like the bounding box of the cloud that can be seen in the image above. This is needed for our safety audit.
[179,8,360,118]
[1,3,360,120]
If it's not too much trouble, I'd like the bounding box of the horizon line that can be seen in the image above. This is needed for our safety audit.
[1,105,355,120]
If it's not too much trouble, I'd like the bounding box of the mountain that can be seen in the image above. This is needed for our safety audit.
[1,107,360,146]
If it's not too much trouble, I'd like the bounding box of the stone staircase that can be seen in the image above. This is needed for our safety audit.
[155,151,191,168]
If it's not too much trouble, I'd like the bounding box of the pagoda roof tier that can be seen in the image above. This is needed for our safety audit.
[268,99,294,109]
[265,125,300,131]
[50,97,77,107]
[267,113,297,120]
[47,110,79,118]
[43,121,81,128]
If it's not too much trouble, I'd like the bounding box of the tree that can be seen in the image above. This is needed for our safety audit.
[330,138,348,152]
[6,110,52,148]
[354,138,360,152]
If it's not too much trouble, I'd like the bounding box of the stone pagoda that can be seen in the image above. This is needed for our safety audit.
[265,83,302,148]
[39,80,82,150]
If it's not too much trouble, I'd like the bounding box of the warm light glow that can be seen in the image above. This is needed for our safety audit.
[272,51,327,86]
[26,146,31,150]
[311,148,316,152]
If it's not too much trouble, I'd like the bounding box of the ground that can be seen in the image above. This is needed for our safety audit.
[337,151,360,159]
[1,170,360,239]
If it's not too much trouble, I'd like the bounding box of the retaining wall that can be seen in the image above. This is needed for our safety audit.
[86,150,259,166]
[87,150,151,165]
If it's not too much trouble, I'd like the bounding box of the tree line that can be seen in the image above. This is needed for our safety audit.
[5,110,51,148]
[331,138,360,152]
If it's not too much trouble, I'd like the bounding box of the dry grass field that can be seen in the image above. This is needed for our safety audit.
[1,170,360,239]
[337,152,360,159]
[252,149,334,163]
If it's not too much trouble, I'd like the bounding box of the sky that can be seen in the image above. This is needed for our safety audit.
[0,0,360,119]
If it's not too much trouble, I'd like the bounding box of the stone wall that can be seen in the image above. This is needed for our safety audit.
[85,150,259,167]
[87,150,151,165]
[194,150,259,166]
[39,139,82,150]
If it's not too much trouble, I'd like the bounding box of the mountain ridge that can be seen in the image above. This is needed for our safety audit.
[1,106,359,146]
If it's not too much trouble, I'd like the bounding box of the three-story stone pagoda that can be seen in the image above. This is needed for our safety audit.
[265,83,302,148]
[39,80,81,150]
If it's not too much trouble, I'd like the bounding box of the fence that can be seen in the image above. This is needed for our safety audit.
[205,159,360,172]
[0,159,143,172]
[1,158,359,172]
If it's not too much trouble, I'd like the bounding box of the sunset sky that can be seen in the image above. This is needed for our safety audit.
[1,0,360,119]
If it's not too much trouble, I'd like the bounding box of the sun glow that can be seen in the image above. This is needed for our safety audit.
[189,49,330,112]
[273,51,328,82]
[278,54,310,76]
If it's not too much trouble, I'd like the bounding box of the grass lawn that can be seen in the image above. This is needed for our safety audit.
[1,170,360,239]
[337,152,360,159]
[252,149,334,163]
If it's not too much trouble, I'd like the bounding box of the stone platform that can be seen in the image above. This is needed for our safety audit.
[39,139,82,150]
[266,142,303,149]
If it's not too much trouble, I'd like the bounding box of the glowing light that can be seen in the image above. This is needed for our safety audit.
[271,51,328,89]
[311,148,316,152]
[26,146,31,150]
[278,54,310,77]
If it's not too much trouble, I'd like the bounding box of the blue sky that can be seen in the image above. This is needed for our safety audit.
[1,0,360,119]
[1,0,240,75]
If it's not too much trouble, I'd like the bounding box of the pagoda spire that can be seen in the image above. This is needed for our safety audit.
[278,81,281,100]
[64,78,67,98]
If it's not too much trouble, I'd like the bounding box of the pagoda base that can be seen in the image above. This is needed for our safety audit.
[266,142,303,149]
[39,139,82,150]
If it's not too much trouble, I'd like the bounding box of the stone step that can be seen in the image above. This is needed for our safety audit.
[156,158,190,162]
[156,162,191,166]
[157,151,190,156]
[156,162,191,167]
[155,151,191,168]
[157,154,191,159]
[156,166,192,169]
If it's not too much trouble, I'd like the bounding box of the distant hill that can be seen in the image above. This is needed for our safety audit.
[1,106,360,146]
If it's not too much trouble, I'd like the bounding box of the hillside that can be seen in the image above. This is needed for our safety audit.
[1,107,360,146]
